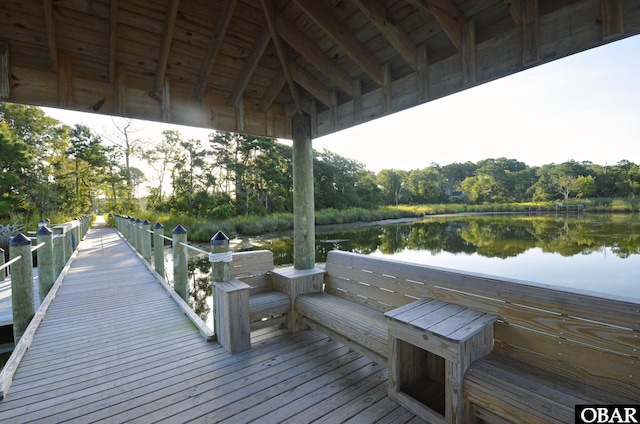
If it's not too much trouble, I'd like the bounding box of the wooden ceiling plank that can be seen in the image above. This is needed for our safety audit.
[293,0,384,85]
[109,0,119,84]
[260,0,303,114]
[152,0,180,97]
[260,69,287,113]
[227,27,271,107]
[352,0,418,70]
[275,13,354,96]
[58,53,73,107]
[43,0,59,72]
[193,0,239,101]
[406,0,465,51]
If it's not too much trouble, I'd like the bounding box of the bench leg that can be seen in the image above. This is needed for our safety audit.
[271,267,324,332]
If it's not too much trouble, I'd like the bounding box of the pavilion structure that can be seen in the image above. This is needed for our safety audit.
[1,0,638,267]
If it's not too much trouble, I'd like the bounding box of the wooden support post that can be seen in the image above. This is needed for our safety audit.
[292,113,315,270]
[153,222,165,279]
[134,218,143,254]
[0,42,9,100]
[211,231,250,354]
[10,233,34,344]
[172,225,188,302]
[36,225,54,300]
[271,267,324,332]
[141,220,152,262]
[52,227,65,277]
[0,248,5,280]
[64,226,73,261]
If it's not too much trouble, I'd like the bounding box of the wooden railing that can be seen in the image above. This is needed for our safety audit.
[113,215,218,340]
[1,217,91,343]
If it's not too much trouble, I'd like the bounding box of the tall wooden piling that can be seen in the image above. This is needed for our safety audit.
[52,227,66,277]
[172,225,188,302]
[36,225,55,300]
[153,222,165,279]
[292,113,315,270]
[10,233,34,343]
[141,220,152,262]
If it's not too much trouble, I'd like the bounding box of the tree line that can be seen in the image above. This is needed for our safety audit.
[1,103,639,221]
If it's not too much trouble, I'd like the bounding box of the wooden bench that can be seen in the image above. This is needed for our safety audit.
[294,250,639,423]
[230,250,289,331]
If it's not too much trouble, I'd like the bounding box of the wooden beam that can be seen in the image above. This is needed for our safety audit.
[108,0,119,84]
[58,54,73,107]
[416,44,428,102]
[0,43,8,100]
[260,69,286,113]
[43,0,58,72]
[114,63,126,116]
[260,0,302,114]
[602,0,624,41]
[352,0,417,70]
[161,77,171,122]
[462,20,476,86]
[353,78,362,124]
[153,0,180,97]
[193,0,238,101]
[406,0,465,51]
[276,14,354,97]
[227,27,270,107]
[382,63,391,113]
[290,61,333,107]
[521,0,539,65]
[504,0,522,25]
[293,0,383,85]
[236,101,245,133]
[330,90,338,130]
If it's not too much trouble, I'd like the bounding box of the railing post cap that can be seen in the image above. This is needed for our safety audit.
[36,226,53,236]
[135,218,142,223]
[154,222,164,229]
[211,231,229,246]
[10,233,32,246]
[142,220,151,225]
[172,225,187,235]
[38,219,46,228]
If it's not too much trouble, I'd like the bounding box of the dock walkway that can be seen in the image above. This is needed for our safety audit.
[0,220,422,423]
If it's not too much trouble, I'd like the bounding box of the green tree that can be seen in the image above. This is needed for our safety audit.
[377,169,407,206]
[0,122,32,216]
[67,124,108,212]
[405,167,448,203]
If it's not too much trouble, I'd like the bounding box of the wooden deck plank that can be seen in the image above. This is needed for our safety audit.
[0,220,419,423]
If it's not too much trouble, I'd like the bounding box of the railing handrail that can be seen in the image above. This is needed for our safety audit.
[0,255,22,273]
[178,242,210,256]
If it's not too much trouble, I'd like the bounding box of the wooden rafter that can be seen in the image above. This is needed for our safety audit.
[352,0,417,70]
[227,27,271,107]
[108,0,119,84]
[290,61,332,107]
[406,0,466,51]
[293,0,384,86]
[276,14,354,97]
[193,0,238,101]
[504,0,523,25]
[43,0,58,72]
[152,0,180,98]
[260,0,302,114]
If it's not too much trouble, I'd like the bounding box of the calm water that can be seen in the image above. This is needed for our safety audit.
[175,213,640,324]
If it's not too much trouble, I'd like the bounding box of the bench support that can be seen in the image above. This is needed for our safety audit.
[271,267,324,332]
[214,279,251,354]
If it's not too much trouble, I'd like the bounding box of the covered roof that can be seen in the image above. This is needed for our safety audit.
[1,0,638,139]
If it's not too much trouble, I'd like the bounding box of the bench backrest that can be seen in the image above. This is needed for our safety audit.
[230,250,274,294]
[324,250,640,400]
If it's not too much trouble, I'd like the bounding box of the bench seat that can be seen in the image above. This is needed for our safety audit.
[464,353,635,424]
[295,292,388,364]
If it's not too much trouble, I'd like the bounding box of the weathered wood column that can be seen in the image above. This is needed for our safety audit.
[52,227,66,277]
[141,220,152,262]
[292,113,315,270]
[172,225,188,302]
[36,225,55,300]
[153,222,165,278]
[10,233,34,343]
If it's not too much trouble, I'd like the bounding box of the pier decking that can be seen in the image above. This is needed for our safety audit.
[0,221,424,423]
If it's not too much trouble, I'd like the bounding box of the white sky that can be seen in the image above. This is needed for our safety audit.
[44,34,640,173]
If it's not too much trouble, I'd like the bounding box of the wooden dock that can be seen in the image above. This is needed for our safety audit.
[0,221,424,423]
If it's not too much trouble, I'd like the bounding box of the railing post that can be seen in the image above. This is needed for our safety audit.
[153,223,165,279]
[36,225,55,300]
[10,233,34,344]
[172,225,188,302]
[127,217,135,245]
[52,227,66,277]
[134,218,143,253]
[64,225,73,261]
[141,220,152,262]
[0,247,5,280]
[212,231,250,354]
